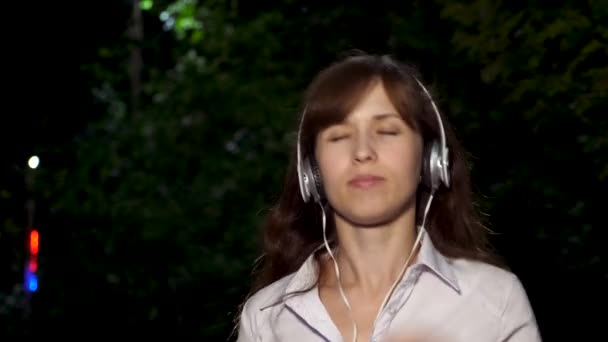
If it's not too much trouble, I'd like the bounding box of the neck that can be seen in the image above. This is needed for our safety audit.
[326,210,421,296]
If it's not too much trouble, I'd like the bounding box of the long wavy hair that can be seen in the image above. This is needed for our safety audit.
[247,52,504,299]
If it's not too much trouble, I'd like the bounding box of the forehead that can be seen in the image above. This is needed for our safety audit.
[343,82,400,123]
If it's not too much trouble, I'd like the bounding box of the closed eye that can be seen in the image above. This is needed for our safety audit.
[378,130,399,135]
[329,135,350,142]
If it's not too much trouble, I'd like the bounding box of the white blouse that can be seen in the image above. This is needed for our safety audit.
[236,234,542,342]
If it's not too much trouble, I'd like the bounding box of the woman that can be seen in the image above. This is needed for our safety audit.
[235,52,541,342]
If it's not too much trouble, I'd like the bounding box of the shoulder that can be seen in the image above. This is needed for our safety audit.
[237,252,320,340]
[457,258,529,295]
[243,273,296,314]
[236,273,296,341]
[451,258,538,331]
[452,258,522,300]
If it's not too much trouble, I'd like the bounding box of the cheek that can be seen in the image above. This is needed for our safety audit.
[315,146,351,194]
[317,149,344,182]
[386,143,423,181]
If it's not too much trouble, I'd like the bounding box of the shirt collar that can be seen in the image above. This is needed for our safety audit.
[284,247,321,295]
[280,229,461,302]
[417,229,460,293]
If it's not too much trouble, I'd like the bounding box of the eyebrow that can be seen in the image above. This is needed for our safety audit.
[328,113,402,129]
[372,113,401,121]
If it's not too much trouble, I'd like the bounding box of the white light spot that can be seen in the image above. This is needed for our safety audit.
[28,156,40,169]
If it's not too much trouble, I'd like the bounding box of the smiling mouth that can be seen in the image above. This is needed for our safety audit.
[348,176,385,189]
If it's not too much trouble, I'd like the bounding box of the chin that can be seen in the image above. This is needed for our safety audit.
[331,194,416,228]
[336,206,401,228]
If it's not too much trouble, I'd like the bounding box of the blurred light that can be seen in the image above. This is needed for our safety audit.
[163,17,175,31]
[28,156,39,169]
[30,230,39,255]
[28,260,37,273]
[26,273,38,292]
[140,0,153,10]
[25,229,40,294]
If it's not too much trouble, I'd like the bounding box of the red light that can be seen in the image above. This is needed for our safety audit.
[29,230,39,255]
[28,259,37,273]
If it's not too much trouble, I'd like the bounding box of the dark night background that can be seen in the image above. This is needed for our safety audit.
[1,0,606,340]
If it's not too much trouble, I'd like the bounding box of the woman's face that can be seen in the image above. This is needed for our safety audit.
[315,81,423,226]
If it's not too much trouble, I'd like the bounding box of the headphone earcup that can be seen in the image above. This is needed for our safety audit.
[421,140,442,191]
[311,161,325,200]
[301,157,322,203]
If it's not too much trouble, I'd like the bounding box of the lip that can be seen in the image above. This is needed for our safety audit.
[348,174,385,189]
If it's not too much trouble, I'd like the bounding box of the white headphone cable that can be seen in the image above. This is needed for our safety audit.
[372,190,435,324]
[320,203,358,342]
[320,191,435,342]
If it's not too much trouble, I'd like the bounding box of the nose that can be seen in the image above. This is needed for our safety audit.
[353,133,377,163]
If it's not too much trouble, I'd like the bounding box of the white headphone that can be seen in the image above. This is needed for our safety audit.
[297,76,450,203]
[294,74,451,342]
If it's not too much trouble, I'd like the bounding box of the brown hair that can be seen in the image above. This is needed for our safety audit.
[247,52,504,298]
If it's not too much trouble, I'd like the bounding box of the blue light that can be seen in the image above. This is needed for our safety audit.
[26,273,38,292]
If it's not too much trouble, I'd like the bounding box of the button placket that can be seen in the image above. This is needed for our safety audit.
[372,283,407,338]
[373,266,423,339]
